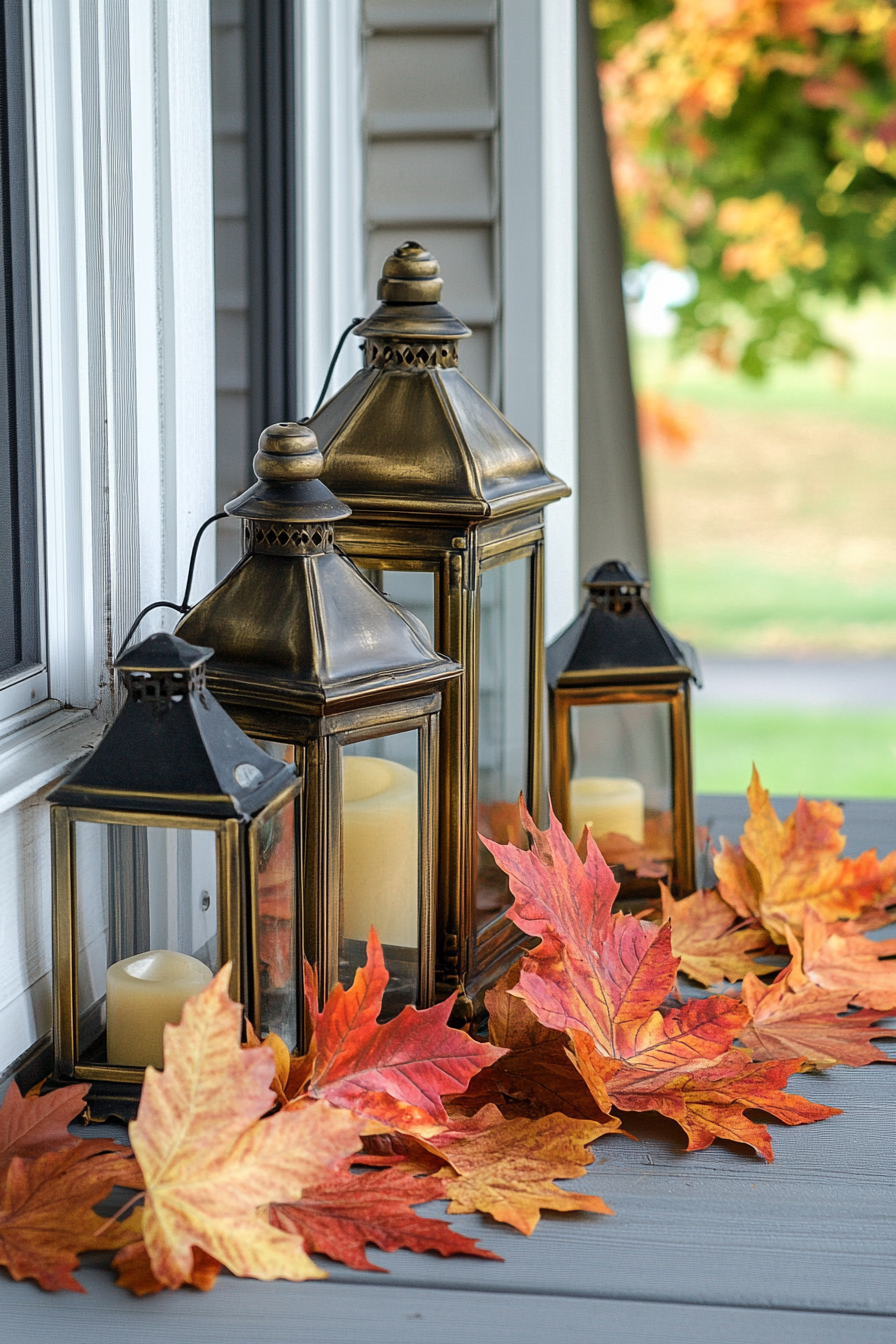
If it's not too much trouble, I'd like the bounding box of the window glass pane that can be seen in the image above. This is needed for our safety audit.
[0,3,39,682]
[568,701,673,872]
[342,732,420,1016]
[252,746,298,1049]
[476,557,531,928]
[74,821,218,1069]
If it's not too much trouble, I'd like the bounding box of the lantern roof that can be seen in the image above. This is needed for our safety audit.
[48,633,296,818]
[311,242,570,522]
[176,423,461,717]
[546,560,702,688]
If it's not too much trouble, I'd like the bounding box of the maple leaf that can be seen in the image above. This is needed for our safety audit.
[715,768,896,942]
[798,907,896,1012]
[270,1166,500,1272]
[482,800,840,1159]
[129,964,367,1289]
[453,966,621,1123]
[0,1082,89,1170]
[0,1147,142,1292]
[299,930,505,1135]
[112,1240,221,1296]
[659,884,777,987]
[420,1105,613,1235]
[738,967,896,1071]
[570,1033,838,1163]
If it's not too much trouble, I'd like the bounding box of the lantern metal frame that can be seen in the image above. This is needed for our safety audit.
[547,561,700,902]
[310,243,568,1016]
[47,632,301,1110]
[177,422,461,1036]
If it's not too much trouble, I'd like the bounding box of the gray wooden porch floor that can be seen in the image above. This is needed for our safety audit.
[1,795,893,1342]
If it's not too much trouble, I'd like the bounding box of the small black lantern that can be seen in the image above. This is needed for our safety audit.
[48,632,301,1115]
[546,561,701,903]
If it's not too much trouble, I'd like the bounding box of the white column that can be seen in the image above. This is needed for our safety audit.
[500,0,579,643]
[32,0,216,717]
[297,0,365,418]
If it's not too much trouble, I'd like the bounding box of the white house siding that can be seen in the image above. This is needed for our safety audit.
[362,0,579,639]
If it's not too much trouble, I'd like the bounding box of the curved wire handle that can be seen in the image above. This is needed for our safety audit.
[116,320,362,662]
[114,511,228,663]
[312,317,362,415]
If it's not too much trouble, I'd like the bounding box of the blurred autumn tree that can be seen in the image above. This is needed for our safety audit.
[596,0,896,377]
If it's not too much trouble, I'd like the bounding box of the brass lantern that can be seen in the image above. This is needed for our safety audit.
[48,632,301,1117]
[310,243,569,1016]
[546,561,701,904]
[177,422,461,1031]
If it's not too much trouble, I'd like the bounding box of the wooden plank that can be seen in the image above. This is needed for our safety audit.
[0,1273,894,1344]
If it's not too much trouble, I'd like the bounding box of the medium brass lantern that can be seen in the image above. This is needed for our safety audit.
[546,561,701,904]
[310,243,569,1015]
[48,632,301,1116]
[177,422,461,1031]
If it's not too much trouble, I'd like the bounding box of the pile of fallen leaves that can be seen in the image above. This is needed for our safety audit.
[1,768,893,1296]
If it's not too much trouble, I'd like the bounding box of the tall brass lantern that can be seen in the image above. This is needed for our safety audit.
[546,561,700,904]
[178,422,461,1031]
[310,243,569,1015]
[48,632,301,1116]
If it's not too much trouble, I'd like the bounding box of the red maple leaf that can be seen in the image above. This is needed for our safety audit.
[482,800,840,1159]
[298,930,506,1134]
[270,1166,500,1271]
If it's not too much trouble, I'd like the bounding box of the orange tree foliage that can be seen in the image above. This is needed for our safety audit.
[596,0,896,376]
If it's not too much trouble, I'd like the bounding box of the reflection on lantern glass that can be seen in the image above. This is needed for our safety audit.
[361,568,436,644]
[568,702,673,873]
[73,821,218,1069]
[341,730,420,1017]
[252,741,298,1049]
[476,557,531,928]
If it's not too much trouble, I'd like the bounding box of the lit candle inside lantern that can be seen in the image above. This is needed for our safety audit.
[342,756,418,948]
[568,776,645,845]
[106,949,213,1069]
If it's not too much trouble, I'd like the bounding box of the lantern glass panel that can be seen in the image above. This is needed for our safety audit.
[476,556,531,927]
[364,569,436,643]
[252,786,299,1049]
[73,820,218,1065]
[567,701,674,863]
[342,729,421,1016]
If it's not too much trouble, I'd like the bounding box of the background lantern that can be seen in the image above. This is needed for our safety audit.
[177,422,461,1031]
[47,632,301,1117]
[546,561,701,904]
[310,243,569,1017]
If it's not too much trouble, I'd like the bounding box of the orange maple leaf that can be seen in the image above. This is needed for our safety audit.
[482,800,840,1159]
[659,884,778,987]
[715,768,896,942]
[0,1147,142,1292]
[270,1166,500,1271]
[298,930,505,1135]
[418,1104,614,1236]
[129,964,367,1289]
[112,1241,222,1296]
[738,966,896,1071]
[453,966,621,1124]
[797,907,896,1012]
[0,1081,131,1172]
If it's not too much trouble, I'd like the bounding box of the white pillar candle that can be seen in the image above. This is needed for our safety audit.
[568,776,645,844]
[106,949,213,1069]
[342,755,418,948]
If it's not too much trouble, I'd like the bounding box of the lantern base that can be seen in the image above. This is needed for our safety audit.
[43,1075,143,1123]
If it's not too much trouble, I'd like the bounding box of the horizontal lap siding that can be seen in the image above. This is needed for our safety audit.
[363,2,500,403]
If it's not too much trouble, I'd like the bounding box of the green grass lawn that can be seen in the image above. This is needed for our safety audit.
[694,706,896,798]
[653,555,896,655]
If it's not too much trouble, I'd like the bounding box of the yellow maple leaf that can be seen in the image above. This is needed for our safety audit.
[129,965,365,1289]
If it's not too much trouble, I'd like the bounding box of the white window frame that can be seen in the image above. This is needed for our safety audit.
[0,0,216,813]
